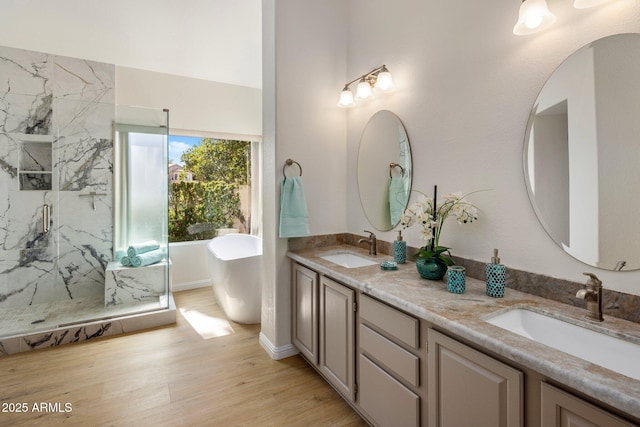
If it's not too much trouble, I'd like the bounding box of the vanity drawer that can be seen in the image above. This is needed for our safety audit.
[359,354,420,427]
[360,294,419,349]
[359,324,419,387]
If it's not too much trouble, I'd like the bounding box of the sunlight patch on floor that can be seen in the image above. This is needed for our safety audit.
[179,307,235,339]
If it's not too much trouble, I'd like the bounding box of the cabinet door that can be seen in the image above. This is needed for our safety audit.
[541,382,634,427]
[428,329,523,427]
[319,276,355,400]
[292,263,318,364]
[359,354,420,427]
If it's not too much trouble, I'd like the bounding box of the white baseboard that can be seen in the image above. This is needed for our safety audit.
[171,280,211,292]
[259,332,299,360]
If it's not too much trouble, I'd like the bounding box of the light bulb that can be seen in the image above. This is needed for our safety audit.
[525,15,543,29]
[356,78,373,99]
[513,0,556,36]
[374,66,394,91]
[337,86,355,107]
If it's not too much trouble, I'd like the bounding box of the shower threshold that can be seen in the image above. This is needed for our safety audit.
[0,294,175,356]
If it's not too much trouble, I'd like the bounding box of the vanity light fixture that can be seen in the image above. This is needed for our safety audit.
[337,65,394,107]
[513,0,618,35]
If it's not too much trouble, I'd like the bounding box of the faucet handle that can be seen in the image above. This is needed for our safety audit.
[364,230,376,238]
[583,272,602,287]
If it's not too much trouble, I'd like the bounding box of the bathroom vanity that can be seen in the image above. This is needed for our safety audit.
[289,245,640,427]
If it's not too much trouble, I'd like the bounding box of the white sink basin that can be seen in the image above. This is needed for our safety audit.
[486,308,640,380]
[320,252,378,268]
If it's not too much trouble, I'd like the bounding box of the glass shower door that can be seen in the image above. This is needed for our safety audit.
[0,92,58,336]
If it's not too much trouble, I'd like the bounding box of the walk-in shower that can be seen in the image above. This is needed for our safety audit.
[0,45,172,353]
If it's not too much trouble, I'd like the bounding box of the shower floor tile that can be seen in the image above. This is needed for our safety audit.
[0,296,165,338]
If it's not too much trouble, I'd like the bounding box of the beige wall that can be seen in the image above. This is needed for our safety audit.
[261,0,640,357]
[343,0,640,294]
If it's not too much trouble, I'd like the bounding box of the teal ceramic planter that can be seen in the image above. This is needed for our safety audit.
[416,258,447,280]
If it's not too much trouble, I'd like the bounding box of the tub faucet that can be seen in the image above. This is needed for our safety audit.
[576,272,603,322]
[614,260,626,271]
[358,230,377,255]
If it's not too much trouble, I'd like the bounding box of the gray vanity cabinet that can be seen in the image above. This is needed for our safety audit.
[291,263,356,401]
[319,276,356,400]
[292,263,319,364]
[427,329,524,427]
[541,382,634,427]
[291,258,639,426]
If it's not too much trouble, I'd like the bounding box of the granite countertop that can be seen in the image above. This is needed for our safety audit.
[288,244,640,421]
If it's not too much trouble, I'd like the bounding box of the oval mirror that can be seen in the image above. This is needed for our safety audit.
[523,33,640,271]
[357,110,412,231]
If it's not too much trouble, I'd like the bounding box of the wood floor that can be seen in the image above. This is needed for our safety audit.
[0,288,368,427]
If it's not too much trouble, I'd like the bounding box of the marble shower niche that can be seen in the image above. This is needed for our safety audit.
[0,45,115,315]
[18,135,53,190]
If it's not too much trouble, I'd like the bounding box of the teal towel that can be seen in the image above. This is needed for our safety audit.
[389,177,409,225]
[279,176,310,238]
[115,249,127,261]
[131,249,165,268]
[127,240,160,258]
[120,256,132,267]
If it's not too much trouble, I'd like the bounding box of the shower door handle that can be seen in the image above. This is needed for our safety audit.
[42,204,50,233]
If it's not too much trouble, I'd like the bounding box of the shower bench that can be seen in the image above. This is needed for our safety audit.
[104,260,170,306]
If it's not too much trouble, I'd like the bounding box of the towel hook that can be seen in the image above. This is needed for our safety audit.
[283,159,302,177]
[389,162,405,178]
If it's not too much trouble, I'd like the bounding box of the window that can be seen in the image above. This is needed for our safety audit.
[168,136,257,242]
[114,124,169,256]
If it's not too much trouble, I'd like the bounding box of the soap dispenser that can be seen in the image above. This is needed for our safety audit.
[486,248,505,298]
[394,230,407,264]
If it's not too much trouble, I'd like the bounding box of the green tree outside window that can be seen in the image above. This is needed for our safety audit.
[169,139,251,242]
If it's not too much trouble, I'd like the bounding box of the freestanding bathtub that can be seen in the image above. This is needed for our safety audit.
[207,234,263,324]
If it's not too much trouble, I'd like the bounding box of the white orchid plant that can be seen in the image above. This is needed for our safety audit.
[400,190,479,267]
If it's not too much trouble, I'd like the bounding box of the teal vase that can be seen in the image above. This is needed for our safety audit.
[416,258,447,280]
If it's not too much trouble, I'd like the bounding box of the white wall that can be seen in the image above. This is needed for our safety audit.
[0,0,262,88]
[344,0,640,294]
[116,67,262,138]
[261,0,348,357]
[169,241,211,291]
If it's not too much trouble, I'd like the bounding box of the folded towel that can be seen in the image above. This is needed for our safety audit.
[131,248,165,268]
[115,249,127,261]
[279,176,310,238]
[127,240,160,258]
[120,256,132,267]
[389,177,409,225]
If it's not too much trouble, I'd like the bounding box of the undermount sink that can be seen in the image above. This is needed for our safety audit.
[320,252,378,268]
[485,308,640,380]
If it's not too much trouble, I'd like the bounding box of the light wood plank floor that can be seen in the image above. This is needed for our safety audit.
[0,288,368,427]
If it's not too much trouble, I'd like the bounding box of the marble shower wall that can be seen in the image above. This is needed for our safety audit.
[0,45,115,309]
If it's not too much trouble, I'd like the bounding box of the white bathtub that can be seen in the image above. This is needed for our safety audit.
[207,234,262,324]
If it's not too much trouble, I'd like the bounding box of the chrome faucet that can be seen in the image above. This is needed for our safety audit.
[576,272,604,322]
[358,230,377,255]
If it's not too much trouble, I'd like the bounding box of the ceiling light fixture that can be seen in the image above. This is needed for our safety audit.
[337,65,394,107]
[513,0,617,35]
[513,0,556,35]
